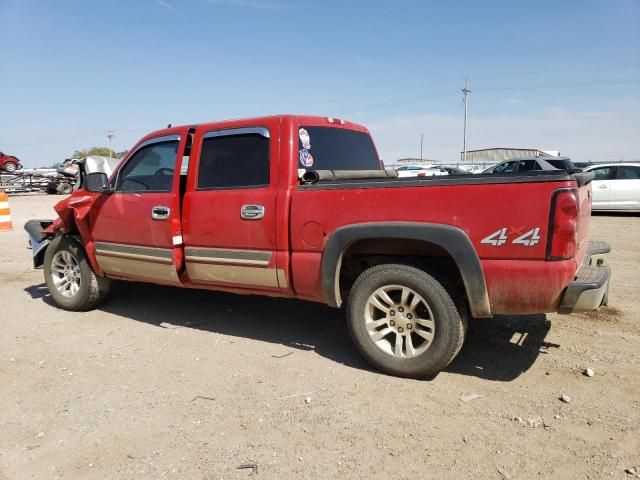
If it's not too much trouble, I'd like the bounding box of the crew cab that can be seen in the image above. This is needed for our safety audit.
[0,151,22,173]
[25,115,611,379]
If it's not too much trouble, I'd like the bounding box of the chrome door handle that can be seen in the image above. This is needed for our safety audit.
[151,205,171,220]
[240,204,265,220]
[598,185,608,189]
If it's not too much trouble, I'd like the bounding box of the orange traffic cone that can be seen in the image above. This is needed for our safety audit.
[0,189,13,231]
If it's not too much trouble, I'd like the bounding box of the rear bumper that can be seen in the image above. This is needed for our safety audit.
[558,240,611,314]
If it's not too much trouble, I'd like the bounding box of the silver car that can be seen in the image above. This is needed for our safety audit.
[582,163,640,212]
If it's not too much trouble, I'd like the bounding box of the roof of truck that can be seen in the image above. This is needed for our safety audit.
[141,114,369,142]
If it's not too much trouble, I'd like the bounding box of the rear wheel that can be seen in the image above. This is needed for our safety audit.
[4,161,17,173]
[44,236,110,311]
[346,264,465,379]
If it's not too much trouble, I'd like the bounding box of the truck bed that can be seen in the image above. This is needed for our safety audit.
[290,170,594,314]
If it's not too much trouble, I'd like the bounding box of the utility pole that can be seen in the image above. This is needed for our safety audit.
[420,133,424,162]
[462,78,471,163]
[107,130,114,158]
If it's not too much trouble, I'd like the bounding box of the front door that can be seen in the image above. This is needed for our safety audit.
[181,123,282,291]
[589,166,616,208]
[90,132,185,285]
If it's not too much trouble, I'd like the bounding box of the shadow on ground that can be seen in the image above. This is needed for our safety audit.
[592,211,640,217]
[25,281,557,381]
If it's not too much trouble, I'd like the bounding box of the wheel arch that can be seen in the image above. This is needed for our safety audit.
[321,222,492,318]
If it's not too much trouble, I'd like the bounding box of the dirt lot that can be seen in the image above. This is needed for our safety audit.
[1,194,638,480]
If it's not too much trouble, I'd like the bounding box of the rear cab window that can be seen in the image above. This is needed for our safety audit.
[297,126,381,171]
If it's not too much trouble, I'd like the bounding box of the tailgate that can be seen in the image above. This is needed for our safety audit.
[575,172,595,266]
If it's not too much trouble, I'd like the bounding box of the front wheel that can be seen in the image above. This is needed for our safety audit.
[44,236,110,311]
[346,264,465,379]
[4,161,17,173]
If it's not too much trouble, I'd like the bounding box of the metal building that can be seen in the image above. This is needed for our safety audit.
[461,148,559,163]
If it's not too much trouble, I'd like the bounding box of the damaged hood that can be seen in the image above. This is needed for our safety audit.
[79,155,121,177]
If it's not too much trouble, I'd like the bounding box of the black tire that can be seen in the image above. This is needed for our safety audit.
[45,182,58,194]
[4,161,17,173]
[44,236,110,311]
[57,182,73,195]
[346,264,465,379]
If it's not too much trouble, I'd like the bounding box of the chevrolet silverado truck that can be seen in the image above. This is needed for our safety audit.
[25,115,611,378]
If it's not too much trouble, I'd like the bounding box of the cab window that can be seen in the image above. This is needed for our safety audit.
[197,131,269,189]
[115,140,178,192]
[616,166,640,179]
[493,161,517,173]
[591,167,615,181]
[297,126,380,171]
[518,160,542,171]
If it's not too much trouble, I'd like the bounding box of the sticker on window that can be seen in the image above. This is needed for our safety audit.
[299,128,311,149]
[299,149,314,168]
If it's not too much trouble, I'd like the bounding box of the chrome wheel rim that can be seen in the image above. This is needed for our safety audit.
[365,285,435,358]
[50,251,81,298]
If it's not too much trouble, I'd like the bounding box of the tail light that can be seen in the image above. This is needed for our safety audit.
[417,172,426,177]
[546,188,579,260]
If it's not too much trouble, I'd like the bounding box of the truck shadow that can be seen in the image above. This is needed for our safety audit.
[25,281,557,382]
[447,314,558,381]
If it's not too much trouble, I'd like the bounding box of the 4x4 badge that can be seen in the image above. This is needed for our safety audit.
[481,227,541,247]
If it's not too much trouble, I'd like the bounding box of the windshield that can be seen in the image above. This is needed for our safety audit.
[297,126,381,171]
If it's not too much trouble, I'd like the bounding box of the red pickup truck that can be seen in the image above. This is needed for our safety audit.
[26,115,611,378]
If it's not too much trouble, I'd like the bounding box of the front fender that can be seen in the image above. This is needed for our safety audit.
[49,192,104,274]
[321,222,492,318]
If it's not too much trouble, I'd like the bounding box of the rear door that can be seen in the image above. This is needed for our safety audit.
[610,165,640,209]
[588,166,616,208]
[181,121,283,291]
[90,132,186,285]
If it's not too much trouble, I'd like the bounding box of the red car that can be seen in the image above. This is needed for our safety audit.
[0,151,22,173]
[25,115,610,378]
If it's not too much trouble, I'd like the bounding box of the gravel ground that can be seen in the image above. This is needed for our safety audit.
[1,194,639,480]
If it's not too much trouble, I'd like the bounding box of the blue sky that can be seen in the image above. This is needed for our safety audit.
[1,0,639,166]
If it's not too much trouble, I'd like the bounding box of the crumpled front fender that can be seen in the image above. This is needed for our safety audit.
[50,191,104,274]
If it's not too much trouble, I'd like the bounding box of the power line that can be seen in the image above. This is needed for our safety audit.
[335,77,640,115]
[337,89,459,115]
[474,78,640,92]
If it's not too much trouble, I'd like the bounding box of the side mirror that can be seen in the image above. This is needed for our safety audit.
[84,172,112,193]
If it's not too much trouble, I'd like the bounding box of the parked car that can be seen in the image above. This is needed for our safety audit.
[581,163,640,212]
[25,114,610,379]
[440,166,470,175]
[482,157,573,174]
[395,165,448,177]
[0,151,23,173]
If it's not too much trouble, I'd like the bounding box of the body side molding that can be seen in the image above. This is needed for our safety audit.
[321,222,492,318]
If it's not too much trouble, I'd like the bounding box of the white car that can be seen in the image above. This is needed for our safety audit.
[395,165,448,178]
[582,163,640,212]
